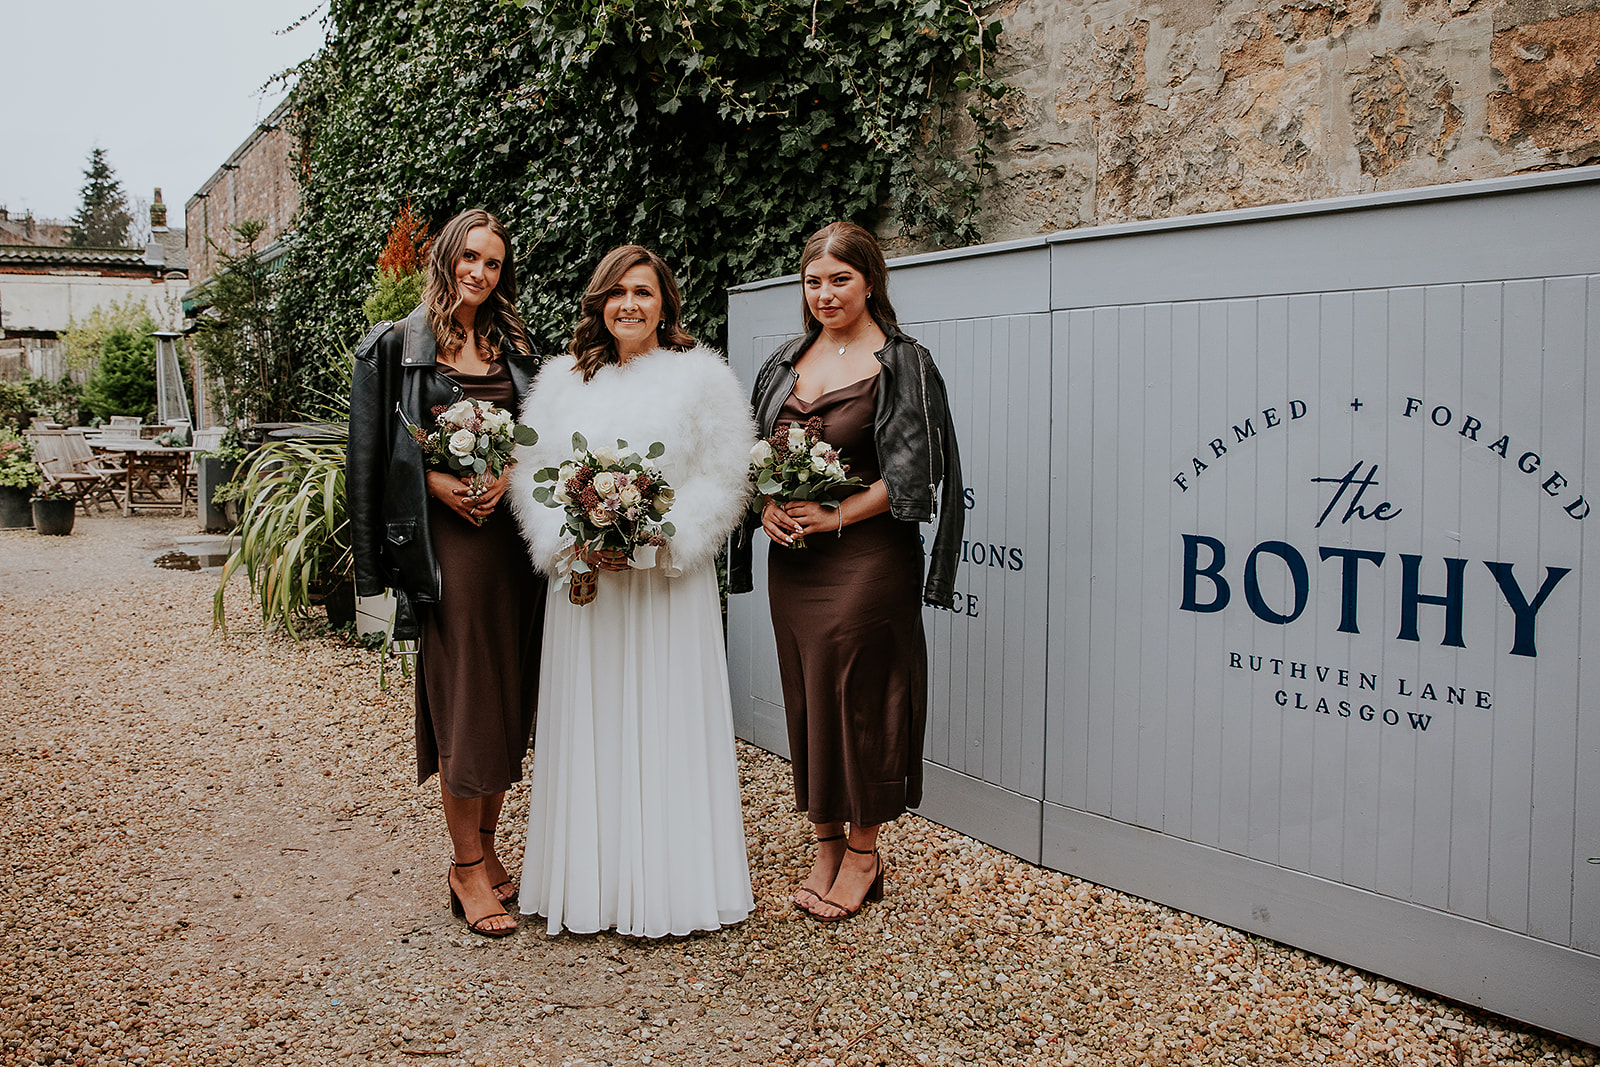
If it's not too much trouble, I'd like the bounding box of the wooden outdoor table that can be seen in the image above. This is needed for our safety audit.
[92,441,195,516]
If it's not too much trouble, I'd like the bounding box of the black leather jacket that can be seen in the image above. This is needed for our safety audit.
[346,305,536,639]
[730,323,964,606]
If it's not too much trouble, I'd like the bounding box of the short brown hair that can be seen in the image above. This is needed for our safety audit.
[798,221,898,333]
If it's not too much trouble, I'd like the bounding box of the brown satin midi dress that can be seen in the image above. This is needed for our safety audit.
[766,374,928,827]
[416,360,547,798]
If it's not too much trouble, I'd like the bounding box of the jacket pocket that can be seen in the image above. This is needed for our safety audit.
[386,520,418,547]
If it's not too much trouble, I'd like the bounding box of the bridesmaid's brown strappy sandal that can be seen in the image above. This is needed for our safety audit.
[792,832,848,912]
[448,857,516,938]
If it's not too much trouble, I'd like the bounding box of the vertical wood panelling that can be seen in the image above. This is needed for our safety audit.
[1574,275,1600,955]
[1527,276,1587,944]
[1160,304,1202,843]
[1049,308,1095,811]
[1137,305,1174,834]
[1487,279,1544,933]
[1305,290,1353,885]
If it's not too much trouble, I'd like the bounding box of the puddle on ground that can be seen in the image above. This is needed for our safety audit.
[151,550,229,570]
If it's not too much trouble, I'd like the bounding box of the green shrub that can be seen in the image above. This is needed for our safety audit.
[82,320,158,419]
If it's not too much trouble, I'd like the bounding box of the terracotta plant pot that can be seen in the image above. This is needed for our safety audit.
[31,496,76,536]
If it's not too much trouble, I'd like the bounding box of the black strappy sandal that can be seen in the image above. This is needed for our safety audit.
[448,857,516,938]
[807,844,885,923]
[793,832,848,912]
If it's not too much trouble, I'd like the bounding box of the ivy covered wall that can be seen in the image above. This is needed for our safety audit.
[275,0,1004,393]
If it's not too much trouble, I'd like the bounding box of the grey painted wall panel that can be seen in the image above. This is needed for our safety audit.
[726,168,1600,1044]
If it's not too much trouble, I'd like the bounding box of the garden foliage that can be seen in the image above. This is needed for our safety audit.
[277,0,1007,375]
[82,316,159,420]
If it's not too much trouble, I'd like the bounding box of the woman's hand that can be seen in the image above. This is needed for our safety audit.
[576,542,631,571]
[763,498,841,545]
[427,469,508,525]
[761,498,806,546]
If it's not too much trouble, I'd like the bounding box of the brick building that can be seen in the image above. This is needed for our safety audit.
[183,97,299,292]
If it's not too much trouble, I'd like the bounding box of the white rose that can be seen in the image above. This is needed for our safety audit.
[447,429,478,457]
[443,400,476,425]
[618,484,642,507]
[592,471,618,495]
[559,462,578,482]
[810,456,828,472]
[810,441,830,458]
[553,483,572,505]
[592,445,619,465]
[653,486,675,511]
[750,440,773,465]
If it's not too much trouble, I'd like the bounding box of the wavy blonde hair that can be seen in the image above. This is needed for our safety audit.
[570,245,695,382]
[421,208,531,360]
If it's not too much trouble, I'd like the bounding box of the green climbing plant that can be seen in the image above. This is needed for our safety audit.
[273,0,1009,383]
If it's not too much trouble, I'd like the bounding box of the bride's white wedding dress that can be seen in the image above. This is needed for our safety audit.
[509,346,757,937]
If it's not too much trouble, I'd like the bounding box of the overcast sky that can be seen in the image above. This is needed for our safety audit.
[0,1,326,225]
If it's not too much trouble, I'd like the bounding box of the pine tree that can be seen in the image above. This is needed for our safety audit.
[67,148,133,248]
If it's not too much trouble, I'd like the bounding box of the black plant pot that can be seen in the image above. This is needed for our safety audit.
[0,486,32,529]
[31,497,75,536]
[198,457,240,533]
[316,579,357,628]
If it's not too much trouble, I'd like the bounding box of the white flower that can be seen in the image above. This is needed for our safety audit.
[618,484,642,507]
[750,440,773,465]
[443,400,476,426]
[588,507,615,527]
[447,429,478,457]
[553,482,572,505]
[809,440,830,458]
[786,426,806,449]
[826,460,846,479]
[653,486,675,511]
[592,471,618,495]
[810,455,828,473]
[592,445,619,466]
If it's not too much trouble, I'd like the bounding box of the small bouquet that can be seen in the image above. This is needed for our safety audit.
[749,416,861,547]
[411,399,538,522]
[530,433,676,605]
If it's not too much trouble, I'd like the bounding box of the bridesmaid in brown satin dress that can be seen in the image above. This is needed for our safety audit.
[349,210,546,939]
[756,222,958,922]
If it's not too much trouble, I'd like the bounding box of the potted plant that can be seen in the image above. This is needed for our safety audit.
[198,425,251,533]
[212,427,352,637]
[0,430,41,529]
[30,483,75,535]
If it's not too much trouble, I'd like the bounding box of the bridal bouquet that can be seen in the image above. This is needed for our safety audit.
[411,399,538,519]
[749,416,861,547]
[530,433,676,604]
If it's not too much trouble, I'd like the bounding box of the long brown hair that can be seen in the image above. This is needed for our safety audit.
[570,245,695,382]
[421,208,532,360]
[798,220,899,333]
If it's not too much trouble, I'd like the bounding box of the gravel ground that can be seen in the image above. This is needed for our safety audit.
[2,515,1596,1067]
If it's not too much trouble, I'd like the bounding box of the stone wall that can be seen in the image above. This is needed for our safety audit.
[184,101,300,285]
[971,0,1600,242]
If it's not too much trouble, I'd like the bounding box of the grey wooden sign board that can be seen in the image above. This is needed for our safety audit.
[725,166,1600,1044]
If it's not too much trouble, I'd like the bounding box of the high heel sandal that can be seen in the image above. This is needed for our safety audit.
[792,832,847,913]
[808,844,885,923]
[480,826,516,904]
[448,857,516,938]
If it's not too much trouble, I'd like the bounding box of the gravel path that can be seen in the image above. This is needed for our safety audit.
[2,516,1596,1067]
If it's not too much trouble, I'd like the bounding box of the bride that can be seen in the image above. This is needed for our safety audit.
[509,244,756,936]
